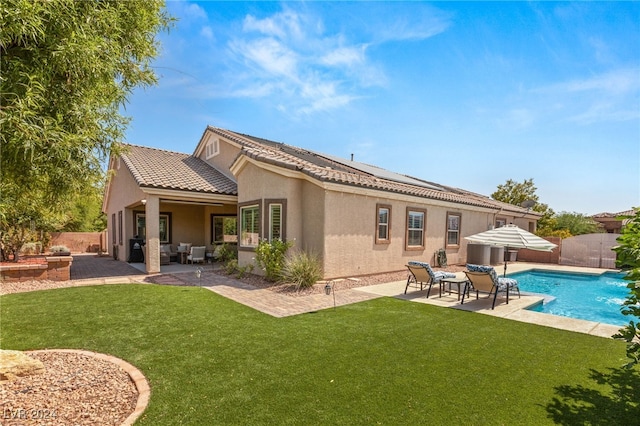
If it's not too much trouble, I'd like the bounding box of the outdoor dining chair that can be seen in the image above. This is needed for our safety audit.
[187,246,206,264]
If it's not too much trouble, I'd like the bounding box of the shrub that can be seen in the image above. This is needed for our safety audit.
[21,242,39,255]
[218,243,237,262]
[50,245,70,254]
[223,258,254,279]
[255,239,293,282]
[280,250,323,290]
[224,259,239,275]
[235,263,254,279]
[612,208,640,368]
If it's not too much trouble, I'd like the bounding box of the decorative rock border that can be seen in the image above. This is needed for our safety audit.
[29,349,150,426]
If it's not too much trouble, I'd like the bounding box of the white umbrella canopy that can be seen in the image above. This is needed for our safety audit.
[464,224,557,275]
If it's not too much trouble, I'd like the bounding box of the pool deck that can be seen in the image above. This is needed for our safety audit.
[355,263,623,339]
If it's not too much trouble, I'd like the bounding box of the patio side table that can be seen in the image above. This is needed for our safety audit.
[440,277,470,301]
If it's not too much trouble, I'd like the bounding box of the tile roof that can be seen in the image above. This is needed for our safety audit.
[208,126,535,214]
[592,209,637,218]
[120,144,237,195]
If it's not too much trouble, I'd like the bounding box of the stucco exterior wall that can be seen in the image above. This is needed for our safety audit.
[197,133,242,181]
[321,191,489,277]
[104,160,146,261]
[233,159,541,279]
[299,181,325,256]
[235,162,308,270]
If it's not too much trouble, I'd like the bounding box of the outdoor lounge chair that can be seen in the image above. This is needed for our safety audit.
[405,261,456,297]
[187,246,206,264]
[462,264,520,309]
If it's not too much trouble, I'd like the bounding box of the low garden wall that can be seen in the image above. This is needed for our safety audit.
[0,256,73,282]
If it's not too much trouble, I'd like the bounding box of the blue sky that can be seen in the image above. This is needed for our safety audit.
[123,1,639,216]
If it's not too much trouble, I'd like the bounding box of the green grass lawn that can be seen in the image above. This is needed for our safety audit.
[2,284,638,424]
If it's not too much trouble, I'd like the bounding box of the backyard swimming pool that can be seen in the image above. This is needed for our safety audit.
[508,270,630,326]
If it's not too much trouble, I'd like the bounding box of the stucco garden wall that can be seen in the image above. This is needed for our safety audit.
[49,232,106,253]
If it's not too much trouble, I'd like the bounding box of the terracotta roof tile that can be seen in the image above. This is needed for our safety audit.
[121,144,237,195]
[209,127,535,214]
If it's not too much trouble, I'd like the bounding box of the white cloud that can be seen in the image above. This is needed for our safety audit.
[200,26,214,40]
[562,69,639,95]
[320,46,367,67]
[242,9,306,42]
[223,7,393,115]
[539,68,640,96]
[233,38,299,79]
[176,3,448,115]
[526,68,640,125]
[169,1,208,21]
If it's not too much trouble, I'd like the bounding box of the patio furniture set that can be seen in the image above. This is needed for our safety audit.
[404,261,520,310]
[160,243,221,265]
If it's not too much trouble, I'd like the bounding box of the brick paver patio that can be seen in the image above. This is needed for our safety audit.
[68,254,381,317]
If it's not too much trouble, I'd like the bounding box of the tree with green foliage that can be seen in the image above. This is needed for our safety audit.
[0,0,172,260]
[62,183,107,232]
[612,209,640,368]
[491,178,555,232]
[552,211,602,236]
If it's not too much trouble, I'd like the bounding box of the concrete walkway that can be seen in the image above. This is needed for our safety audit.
[66,254,622,338]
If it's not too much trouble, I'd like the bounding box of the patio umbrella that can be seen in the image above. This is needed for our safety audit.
[464,224,557,276]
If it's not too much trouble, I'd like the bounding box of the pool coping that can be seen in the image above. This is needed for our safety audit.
[355,263,623,339]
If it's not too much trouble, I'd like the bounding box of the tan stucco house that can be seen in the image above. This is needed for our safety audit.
[102,126,541,277]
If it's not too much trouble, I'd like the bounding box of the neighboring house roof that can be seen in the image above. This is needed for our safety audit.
[592,209,637,218]
[208,126,536,215]
[120,144,237,195]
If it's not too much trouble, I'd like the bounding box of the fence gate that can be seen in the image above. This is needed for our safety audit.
[559,233,619,269]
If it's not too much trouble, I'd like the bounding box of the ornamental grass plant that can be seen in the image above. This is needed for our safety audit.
[280,250,323,290]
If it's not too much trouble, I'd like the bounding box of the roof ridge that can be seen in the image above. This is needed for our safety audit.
[122,143,188,156]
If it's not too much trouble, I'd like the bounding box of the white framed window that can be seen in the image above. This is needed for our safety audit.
[376,204,391,244]
[496,218,507,228]
[205,137,220,159]
[266,199,286,242]
[446,212,461,247]
[269,204,282,241]
[406,208,426,250]
[239,202,261,248]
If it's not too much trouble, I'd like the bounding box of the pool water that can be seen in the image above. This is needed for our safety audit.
[508,270,630,326]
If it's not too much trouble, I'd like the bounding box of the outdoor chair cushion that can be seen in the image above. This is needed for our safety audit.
[408,261,456,281]
[466,264,519,291]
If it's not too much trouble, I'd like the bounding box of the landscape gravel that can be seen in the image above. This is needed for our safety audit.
[1,351,137,426]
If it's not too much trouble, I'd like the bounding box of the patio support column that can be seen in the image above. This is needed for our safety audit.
[145,195,161,274]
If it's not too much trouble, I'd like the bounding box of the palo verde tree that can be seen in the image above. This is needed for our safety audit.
[612,209,640,368]
[0,0,172,260]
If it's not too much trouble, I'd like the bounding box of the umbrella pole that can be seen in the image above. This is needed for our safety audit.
[504,246,509,277]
